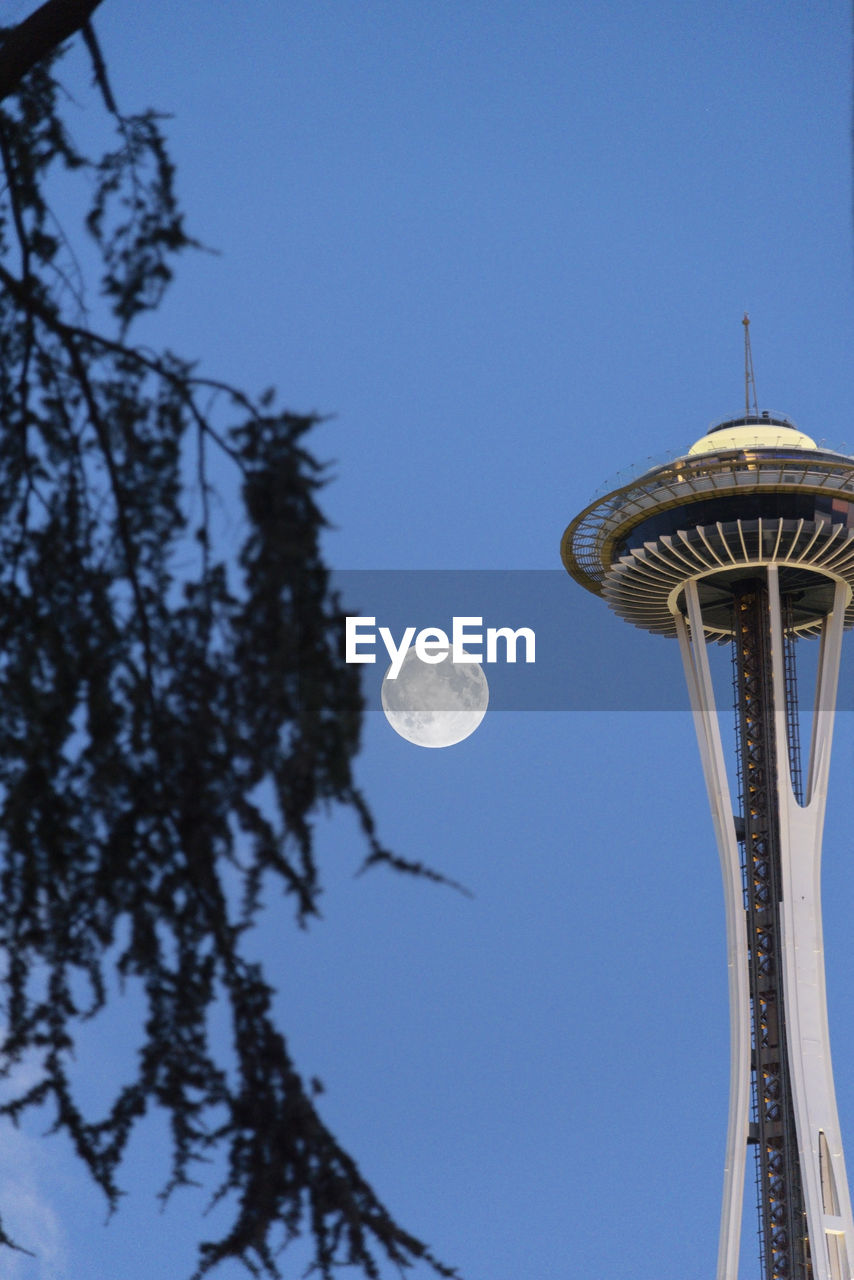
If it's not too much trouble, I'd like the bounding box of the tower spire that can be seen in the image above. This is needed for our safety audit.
[743,312,759,418]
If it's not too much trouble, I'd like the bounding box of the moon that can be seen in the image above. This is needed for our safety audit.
[381,646,489,747]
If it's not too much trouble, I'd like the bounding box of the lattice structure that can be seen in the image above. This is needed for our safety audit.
[734,582,810,1280]
[783,597,804,807]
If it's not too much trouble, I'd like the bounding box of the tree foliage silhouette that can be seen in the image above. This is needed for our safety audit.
[0,4,458,1277]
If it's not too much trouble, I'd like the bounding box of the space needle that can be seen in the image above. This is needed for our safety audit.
[562,320,854,1280]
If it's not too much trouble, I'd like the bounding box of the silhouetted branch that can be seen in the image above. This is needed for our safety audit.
[0,0,104,102]
[0,11,462,1278]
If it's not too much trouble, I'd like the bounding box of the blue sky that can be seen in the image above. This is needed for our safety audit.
[5,2,854,1278]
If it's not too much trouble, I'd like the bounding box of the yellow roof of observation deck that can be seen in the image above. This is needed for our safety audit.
[689,422,817,455]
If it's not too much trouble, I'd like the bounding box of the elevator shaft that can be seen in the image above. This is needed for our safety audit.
[732,581,811,1280]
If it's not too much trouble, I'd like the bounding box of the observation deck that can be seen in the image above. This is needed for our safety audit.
[561,414,854,640]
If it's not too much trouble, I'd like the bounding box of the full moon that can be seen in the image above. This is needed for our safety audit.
[381,646,489,748]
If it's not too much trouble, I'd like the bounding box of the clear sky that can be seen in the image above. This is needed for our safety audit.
[5,2,854,1278]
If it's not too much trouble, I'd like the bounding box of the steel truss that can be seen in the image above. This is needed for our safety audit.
[732,581,810,1280]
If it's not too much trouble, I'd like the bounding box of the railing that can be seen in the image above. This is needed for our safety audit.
[566,448,854,593]
[589,435,853,500]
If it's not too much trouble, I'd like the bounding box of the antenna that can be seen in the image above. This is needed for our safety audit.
[743,312,758,418]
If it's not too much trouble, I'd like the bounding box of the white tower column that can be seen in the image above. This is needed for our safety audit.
[675,578,751,1280]
[767,568,854,1280]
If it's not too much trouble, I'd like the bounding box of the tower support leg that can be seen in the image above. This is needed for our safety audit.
[767,568,854,1280]
[676,579,751,1280]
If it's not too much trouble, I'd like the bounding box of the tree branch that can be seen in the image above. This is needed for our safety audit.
[80,19,117,115]
[0,0,105,103]
[0,259,248,470]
